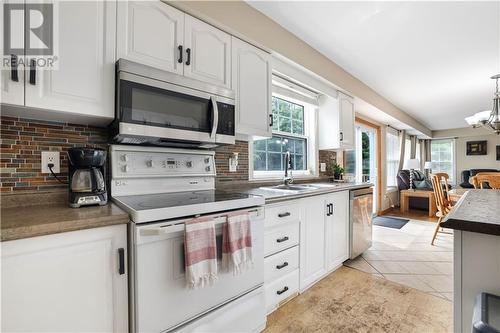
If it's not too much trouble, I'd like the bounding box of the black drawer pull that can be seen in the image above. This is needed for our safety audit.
[278,212,290,218]
[276,236,289,243]
[11,54,18,82]
[276,286,289,295]
[178,45,183,63]
[269,114,273,127]
[29,59,36,85]
[185,48,191,66]
[118,248,125,275]
[276,262,289,270]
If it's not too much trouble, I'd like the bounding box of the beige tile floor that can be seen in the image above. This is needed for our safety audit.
[345,218,453,301]
[264,266,452,333]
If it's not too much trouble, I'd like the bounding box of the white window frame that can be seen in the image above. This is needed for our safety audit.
[249,92,318,181]
[386,128,400,190]
[430,138,457,184]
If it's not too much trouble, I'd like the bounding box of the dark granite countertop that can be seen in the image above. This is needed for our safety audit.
[218,181,373,204]
[441,190,500,236]
[1,192,129,241]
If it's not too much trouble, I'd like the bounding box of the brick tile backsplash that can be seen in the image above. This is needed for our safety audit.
[0,116,108,193]
[214,140,249,182]
[319,150,337,177]
[1,115,337,193]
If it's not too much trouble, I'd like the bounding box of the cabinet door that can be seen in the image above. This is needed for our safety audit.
[339,93,355,148]
[0,0,24,106]
[117,1,184,75]
[24,0,116,119]
[232,37,272,138]
[1,225,128,332]
[299,196,328,291]
[184,15,231,88]
[325,191,350,271]
[318,94,341,150]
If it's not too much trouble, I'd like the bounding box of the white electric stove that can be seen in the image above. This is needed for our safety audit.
[109,145,266,333]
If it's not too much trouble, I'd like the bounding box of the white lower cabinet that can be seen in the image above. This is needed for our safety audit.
[1,224,128,333]
[264,192,351,314]
[325,191,350,271]
[299,195,328,291]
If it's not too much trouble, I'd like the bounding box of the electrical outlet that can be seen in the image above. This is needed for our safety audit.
[320,163,327,172]
[41,151,60,173]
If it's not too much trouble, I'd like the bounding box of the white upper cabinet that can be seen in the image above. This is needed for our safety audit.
[1,225,128,332]
[318,92,355,150]
[232,37,272,138]
[183,15,231,88]
[299,196,327,291]
[325,191,350,271]
[0,1,24,106]
[338,92,355,148]
[24,0,116,120]
[117,1,184,75]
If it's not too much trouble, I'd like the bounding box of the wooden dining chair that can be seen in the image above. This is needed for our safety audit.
[475,173,500,189]
[430,173,452,245]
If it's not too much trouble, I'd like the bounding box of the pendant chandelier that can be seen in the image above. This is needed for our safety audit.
[465,74,500,134]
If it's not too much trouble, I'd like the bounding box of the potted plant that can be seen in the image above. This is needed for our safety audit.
[330,162,344,180]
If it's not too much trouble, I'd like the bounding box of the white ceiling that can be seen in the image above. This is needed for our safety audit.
[248,1,500,131]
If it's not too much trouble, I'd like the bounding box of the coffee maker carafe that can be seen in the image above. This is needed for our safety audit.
[68,148,108,208]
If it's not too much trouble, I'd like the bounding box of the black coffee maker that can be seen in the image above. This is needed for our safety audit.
[67,148,108,208]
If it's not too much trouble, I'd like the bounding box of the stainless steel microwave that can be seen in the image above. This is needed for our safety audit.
[112,59,235,148]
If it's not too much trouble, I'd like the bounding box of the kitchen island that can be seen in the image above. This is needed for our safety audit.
[441,190,500,333]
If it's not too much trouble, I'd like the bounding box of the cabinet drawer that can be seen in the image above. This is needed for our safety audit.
[264,246,299,283]
[265,202,300,228]
[264,223,299,257]
[265,269,299,314]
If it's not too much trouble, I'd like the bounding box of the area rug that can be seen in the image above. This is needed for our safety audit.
[372,216,409,229]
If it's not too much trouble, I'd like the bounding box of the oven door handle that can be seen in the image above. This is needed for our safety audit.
[210,96,219,139]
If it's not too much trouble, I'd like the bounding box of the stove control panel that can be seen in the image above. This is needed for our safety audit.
[110,146,216,178]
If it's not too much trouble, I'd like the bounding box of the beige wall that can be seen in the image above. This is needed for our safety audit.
[433,127,500,184]
[167,0,432,137]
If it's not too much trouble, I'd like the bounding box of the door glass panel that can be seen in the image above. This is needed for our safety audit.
[120,80,212,132]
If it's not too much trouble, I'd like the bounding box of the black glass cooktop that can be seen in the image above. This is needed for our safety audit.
[115,190,254,211]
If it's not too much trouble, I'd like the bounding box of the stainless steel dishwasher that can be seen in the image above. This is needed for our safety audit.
[349,187,374,259]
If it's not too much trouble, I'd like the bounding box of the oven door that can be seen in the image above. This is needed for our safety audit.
[117,72,229,145]
[132,207,264,333]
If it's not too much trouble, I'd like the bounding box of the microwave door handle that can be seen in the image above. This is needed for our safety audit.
[210,96,219,139]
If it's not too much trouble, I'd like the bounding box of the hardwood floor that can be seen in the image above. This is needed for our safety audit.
[264,266,452,333]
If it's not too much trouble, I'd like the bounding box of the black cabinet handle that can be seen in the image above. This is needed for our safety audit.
[326,203,331,216]
[330,203,334,215]
[178,45,183,63]
[278,212,290,218]
[29,59,36,85]
[276,262,289,270]
[276,286,289,295]
[11,55,18,82]
[118,248,125,275]
[339,132,344,142]
[276,236,289,243]
[185,48,191,66]
[269,114,273,127]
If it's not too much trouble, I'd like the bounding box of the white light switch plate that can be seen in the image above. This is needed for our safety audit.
[229,160,237,172]
[320,163,326,172]
[41,151,60,173]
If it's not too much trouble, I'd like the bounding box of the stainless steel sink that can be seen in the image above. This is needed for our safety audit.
[259,183,341,193]
[259,184,320,193]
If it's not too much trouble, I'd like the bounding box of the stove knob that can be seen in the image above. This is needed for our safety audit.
[122,165,129,173]
[205,166,211,172]
[204,157,210,164]
[121,154,129,162]
[146,160,154,168]
[186,161,193,168]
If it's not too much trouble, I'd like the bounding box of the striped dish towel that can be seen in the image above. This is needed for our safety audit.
[222,211,253,275]
[184,216,218,289]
